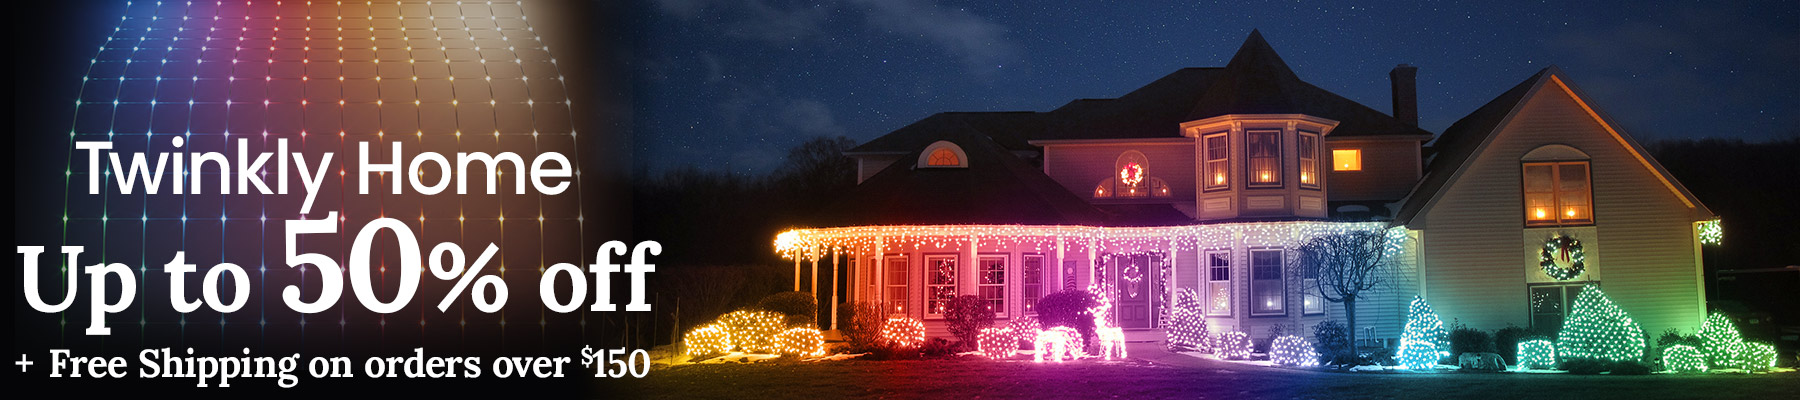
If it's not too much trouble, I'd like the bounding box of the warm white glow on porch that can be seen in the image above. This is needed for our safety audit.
[775,221,1408,260]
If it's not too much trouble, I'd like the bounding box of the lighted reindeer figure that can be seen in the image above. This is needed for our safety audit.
[1033,327,1083,363]
[1089,290,1128,360]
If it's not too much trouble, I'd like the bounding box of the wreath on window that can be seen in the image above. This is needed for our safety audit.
[1539,235,1586,280]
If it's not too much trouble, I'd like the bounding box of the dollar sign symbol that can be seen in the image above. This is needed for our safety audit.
[580,345,596,368]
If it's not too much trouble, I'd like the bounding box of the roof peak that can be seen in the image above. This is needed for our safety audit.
[1223,29,1299,82]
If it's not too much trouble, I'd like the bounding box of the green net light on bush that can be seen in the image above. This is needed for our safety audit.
[1554,284,1645,362]
[1516,339,1557,370]
[1743,342,1777,371]
[1398,296,1448,369]
[1270,335,1320,367]
[1698,312,1746,370]
[1663,344,1707,373]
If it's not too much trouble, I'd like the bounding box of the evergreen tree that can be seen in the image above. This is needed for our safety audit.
[1554,284,1645,362]
[1397,296,1447,369]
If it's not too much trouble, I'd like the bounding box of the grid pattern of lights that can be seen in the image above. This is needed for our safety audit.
[719,310,784,353]
[1212,331,1251,360]
[1697,312,1746,370]
[1033,326,1083,363]
[1554,284,1645,362]
[773,327,825,357]
[1697,219,1722,246]
[1515,339,1556,370]
[1165,288,1207,352]
[1662,344,1706,373]
[58,0,585,347]
[1397,296,1447,369]
[880,317,925,348]
[977,326,1018,359]
[1269,334,1319,367]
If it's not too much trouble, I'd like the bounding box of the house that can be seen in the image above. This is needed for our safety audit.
[774,31,1717,344]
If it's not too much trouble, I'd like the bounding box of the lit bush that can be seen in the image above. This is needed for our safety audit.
[1036,290,1099,350]
[720,310,786,352]
[1555,285,1645,363]
[1516,339,1557,370]
[1743,342,1777,371]
[978,327,1019,359]
[1270,335,1320,367]
[1663,344,1706,373]
[839,301,887,351]
[773,327,825,357]
[1398,296,1448,369]
[1034,327,1085,363]
[1312,320,1355,366]
[1166,307,1208,352]
[1007,317,1041,349]
[1214,331,1252,360]
[1697,312,1746,370]
[684,323,732,356]
[881,317,926,348]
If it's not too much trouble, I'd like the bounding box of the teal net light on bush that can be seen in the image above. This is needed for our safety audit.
[1698,312,1747,370]
[1398,296,1448,369]
[1516,339,1557,370]
[1554,284,1645,362]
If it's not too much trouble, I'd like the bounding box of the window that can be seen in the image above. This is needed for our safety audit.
[925,255,957,316]
[1022,255,1044,314]
[979,256,1007,315]
[1250,249,1285,316]
[1248,130,1282,186]
[916,140,967,168]
[1332,149,1362,171]
[926,148,960,166]
[1204,133,1230,190]
[1302,259,1324,315]
[1205,251,1231,316]
[1523,161,1593,226]
[1298,132,1320,189]
[1530,284,1588,333]
[1094,151,1170,198]
[885,256,909,315]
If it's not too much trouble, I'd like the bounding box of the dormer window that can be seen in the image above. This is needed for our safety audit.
[1093,150,1170,198]
[917,140,968,168]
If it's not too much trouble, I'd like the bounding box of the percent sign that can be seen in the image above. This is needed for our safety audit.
[430,242,507,312]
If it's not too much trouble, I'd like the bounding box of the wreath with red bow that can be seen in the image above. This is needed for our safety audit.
[1540,235,1586,280]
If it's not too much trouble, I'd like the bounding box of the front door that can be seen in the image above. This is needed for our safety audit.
[1114,253,1157,329]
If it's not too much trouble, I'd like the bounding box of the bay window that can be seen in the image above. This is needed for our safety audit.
[1204,133,1229,191]
[1299,132,1320,189]
[1248,130,1282,187]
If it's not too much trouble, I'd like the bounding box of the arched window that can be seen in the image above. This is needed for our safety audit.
[1521,144,1593,226]
[916,140,968,168]
[1094,150,1170,198]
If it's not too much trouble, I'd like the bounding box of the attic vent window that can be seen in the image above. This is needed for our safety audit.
[916,140,968,168]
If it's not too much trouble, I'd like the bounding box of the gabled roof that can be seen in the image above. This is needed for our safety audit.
[1395,67,1714,224]
[810,125,1107,227]
[845,112,1042,154]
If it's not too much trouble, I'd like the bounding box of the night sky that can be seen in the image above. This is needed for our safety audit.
[625,0,1798,176]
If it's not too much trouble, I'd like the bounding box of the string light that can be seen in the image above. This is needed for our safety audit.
[1743,342,1777,371]
[1516,339,1557,370]
[977,327,1019,359]
[1095,326,1127,360]
[1697,219,1723,246]
[1554,284,1645,362]
[775,222,1407,261]
[1165,288,1207,352]
[683,323,731,356]
[1697,312,1746,370]
[773,327,825,357]
[1033,327,1083,363]
[1270,335,1320,367]
[1662,344,1706,373]
[1213,331,1252,360]
[880,317,926,348]
[720,310,785,353]
[1398,296,1448,369]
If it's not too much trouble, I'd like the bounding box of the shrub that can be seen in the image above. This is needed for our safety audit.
[1555,285,1646,362]
[1449,326,1495,356]
[838,301,887,351]
[944,295,996,344]
[1611,360,1652,375]
[1493,325,1531,365]
[1258,323,1293,354]
[1214,331,1253,360]
[880,317,926,348]
[1312,320,1356,366]
[773,327,825,357]
[1008,317,1042,349]
[683,323,732,357]
[1559,357,1611,375]
[921,337,960,358]
[1516,339,1557,370]
[1743,342,1778,371]
[1036,290,1099,348]
[978,327,1019,359]
[1362,346,1397,367]
[757,292,817,319]
[719,309,786,352]
[1697,312,1746,370]
[1656,327,1700,349]
[1166,288,1207,351]
[1662,344,1706,372]
[1270,335,1320,367]
[863,343,920,361]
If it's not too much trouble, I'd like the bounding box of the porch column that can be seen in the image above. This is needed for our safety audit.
[1086,238,1098,289]
[794,253,802,291]
[875,237,886,312]
[1055,237,1066,291]
[811,249,821,296]
[831,249,840,330]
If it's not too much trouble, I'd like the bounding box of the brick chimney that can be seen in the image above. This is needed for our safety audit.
[1390,64,1418,126]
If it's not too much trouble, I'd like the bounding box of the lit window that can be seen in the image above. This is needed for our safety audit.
[1248,130,1282,186]
[1302,260,1323,315]
[1250,249,1285,316]
[1204,133,1229,190]
[1094,151,1170,198]
[1206,251,1231,316]
[1022,255,1044,314]
[1523,162,1592,226]
[926,148,960,166]
[1299,132,1320,189]
[885,256,909,315]
[979,256,1006,315]
[1333,149,1362,171]
[925,255,957,316]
